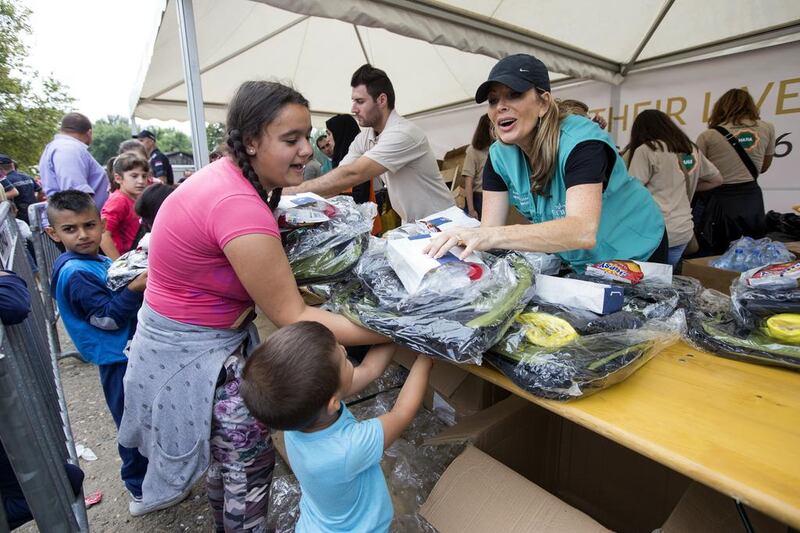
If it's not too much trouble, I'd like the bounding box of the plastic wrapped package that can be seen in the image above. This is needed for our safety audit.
[568,273,681,319]
[730,273,800,331]
[518,251,562,275]
[710,236,796,272]
[327,239,534,364]
[266,475,302,533]
[106,235,149,291]
[686,289,800,370]
[486,310,683,400]
[282,195,377,284]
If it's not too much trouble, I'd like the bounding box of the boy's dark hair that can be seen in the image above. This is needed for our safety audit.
[113,152,149,176]
[135,183,176,231]
[226,81,309,212]
[47,190,99,225]
[351,64,395,110]
[241,321,340,431]
[60,112,92,134]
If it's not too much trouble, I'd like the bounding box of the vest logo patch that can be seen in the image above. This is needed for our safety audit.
[551,202,566,219]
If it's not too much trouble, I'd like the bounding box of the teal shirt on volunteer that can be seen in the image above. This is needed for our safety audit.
[489,114,665,269]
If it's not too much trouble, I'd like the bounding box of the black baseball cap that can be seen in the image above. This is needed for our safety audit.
[0,154,12,165]
[133,130,156,141]
[475,53,551,104]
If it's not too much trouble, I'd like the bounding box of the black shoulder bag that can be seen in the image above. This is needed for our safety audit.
[713,126,759,180]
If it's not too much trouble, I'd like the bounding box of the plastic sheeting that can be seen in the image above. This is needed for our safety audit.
[328,237,535,364]
[487,306,683,400]
[281,195,377,285]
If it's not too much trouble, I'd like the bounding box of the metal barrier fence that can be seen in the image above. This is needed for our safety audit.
[28,202,82,362]
[0,201,89,531]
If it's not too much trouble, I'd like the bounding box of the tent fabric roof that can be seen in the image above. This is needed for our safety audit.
[133,0,800,123]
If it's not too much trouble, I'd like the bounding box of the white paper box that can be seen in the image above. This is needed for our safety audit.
[533,275,624,315]
[418,206,480,230]
[387,235,484,294]
[277,192,331,211]
[635,261,673,284]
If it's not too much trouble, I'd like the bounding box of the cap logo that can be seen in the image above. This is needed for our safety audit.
[519,68,529,72]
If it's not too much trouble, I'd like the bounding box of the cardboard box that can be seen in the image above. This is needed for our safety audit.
[662,482,788,533]
[420,446,610,533]
[393,348,509,417]
[682,241,799,295]
[430,395,691,533]
[681,255,739,295]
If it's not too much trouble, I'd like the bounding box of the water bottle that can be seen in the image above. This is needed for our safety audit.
[731,248,747,271]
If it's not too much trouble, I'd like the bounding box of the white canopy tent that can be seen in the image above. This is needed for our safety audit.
[132,0,800,164]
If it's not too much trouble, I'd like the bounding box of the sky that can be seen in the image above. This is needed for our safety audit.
[23,0,190,132]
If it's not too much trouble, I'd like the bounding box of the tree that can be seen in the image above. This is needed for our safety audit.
[206,122,225,153]
[88,115,132,167]
[0,0,73,173]
[152,127,192,154]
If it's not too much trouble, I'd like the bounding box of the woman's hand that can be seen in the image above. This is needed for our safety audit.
[422,226,495,260]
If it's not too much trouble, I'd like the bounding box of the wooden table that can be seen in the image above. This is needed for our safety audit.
[464,341,800,529]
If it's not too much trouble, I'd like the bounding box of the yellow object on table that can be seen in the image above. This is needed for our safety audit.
[765,314,800,344]
[517,312,578,348]
[465,341,800,529]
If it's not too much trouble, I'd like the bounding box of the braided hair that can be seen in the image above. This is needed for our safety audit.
[225,81,310,211]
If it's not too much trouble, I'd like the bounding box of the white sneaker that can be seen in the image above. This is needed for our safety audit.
[128,488,191,517]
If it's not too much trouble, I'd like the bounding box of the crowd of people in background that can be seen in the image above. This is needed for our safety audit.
[0,51,778,531]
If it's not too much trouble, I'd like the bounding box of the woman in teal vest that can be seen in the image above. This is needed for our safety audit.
[425,54,667,270]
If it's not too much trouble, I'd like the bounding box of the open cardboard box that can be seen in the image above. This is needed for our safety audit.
[681,256,739,295]
[662,482,788,533]
[681,240,800,295]
[428,395,691,533]
[420,446,609,533]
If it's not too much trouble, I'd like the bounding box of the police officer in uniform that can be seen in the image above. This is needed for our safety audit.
[133,130,174,185]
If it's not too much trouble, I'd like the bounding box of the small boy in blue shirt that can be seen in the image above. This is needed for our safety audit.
[241,322,432,533]
[45,190,149,515]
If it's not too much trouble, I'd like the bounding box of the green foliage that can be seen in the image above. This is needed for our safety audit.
[151,127,192,154]
[88,115,132,167]
[206,122,225,153]
[0,0,73,173]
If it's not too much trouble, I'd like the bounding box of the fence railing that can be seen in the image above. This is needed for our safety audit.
[0,201,88,532]
[28,202,82,362]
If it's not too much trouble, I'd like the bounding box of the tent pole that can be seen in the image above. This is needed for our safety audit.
[620,0,674,76]
[176,0,209,168]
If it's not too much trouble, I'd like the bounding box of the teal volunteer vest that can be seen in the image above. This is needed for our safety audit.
[490,114,664,269]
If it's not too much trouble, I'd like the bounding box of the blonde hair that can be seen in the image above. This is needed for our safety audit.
[521,91,566,195]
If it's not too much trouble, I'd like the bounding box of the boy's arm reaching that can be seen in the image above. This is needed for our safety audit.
[67,271,146,330]
[378,355,433,449]
[346,343,397,397]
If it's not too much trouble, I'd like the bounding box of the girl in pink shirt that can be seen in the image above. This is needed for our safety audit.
[100,153,148,259]
[119,81,388,527]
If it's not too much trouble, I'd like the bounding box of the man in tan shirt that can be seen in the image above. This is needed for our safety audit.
[286,64,453,223]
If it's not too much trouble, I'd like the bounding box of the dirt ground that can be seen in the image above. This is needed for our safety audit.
[19,315,451,532]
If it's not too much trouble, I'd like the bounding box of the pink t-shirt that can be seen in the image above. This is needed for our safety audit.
[145,157,280,327]
[101,191,140,255]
